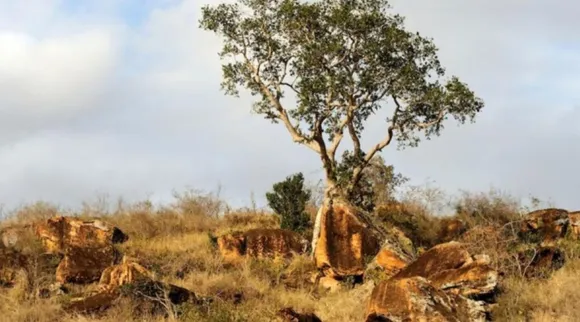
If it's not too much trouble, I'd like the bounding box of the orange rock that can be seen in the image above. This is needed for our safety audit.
[217,228,308,264]
[56,245,120,284]
[520,208,569,244]
[374,247,409,277]
[365,277,486,322]
[35,216,128,254]
[314,200,383,278]
[98,257,154,291]
[393,242,498,298]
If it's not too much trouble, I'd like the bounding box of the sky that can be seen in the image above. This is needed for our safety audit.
[0,0,579,213]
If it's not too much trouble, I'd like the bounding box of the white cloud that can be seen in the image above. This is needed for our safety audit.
[1,0,580,211]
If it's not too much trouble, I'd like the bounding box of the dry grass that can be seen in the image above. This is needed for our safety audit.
[0,187,577,321]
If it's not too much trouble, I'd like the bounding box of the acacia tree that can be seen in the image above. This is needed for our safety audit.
[199,0,483,206]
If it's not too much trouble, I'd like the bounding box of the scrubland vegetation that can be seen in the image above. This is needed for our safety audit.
[0,181,578,322]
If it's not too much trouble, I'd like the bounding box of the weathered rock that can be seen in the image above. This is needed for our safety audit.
[277,307,322,322]
[65,259,198,314]
[393,242,498,299]
[313,200,384,278]
[56,245,120,284]
[438,218,467,243]
[365,277,487,322]
[217,228,308,264]
[35,216,128,254]
[520,208,569,244]
[518,246,565,278]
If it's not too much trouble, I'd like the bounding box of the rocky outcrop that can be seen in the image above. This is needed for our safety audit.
[365,277,487,322]
[35,216,127,284]
[393,242,498,298]
[520,208,569,244]
[313,200,384,278]
[366,241,498,321]
[217,228,308,264]
[64,258,197,313]
[277,307,322,322]
[364,228,414,280]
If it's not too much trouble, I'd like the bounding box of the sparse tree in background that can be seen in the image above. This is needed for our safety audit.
[199,0,484,245]
[266,172,312,233]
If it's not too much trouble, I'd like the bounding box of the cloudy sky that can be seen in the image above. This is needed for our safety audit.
[0,0,579,212]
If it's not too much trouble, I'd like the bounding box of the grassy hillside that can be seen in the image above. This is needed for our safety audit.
[0,187,578,322]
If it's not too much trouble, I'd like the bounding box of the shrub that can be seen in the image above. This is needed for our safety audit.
[265,173,311,233]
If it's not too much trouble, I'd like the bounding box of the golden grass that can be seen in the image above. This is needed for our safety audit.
[0,188,575,321]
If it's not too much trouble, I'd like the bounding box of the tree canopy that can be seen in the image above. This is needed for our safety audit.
[199,0,484,199]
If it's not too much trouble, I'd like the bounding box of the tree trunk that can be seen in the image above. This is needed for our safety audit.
[310,182,342,258]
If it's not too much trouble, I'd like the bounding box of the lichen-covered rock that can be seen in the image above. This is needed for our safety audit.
[217,228,308,264]
[520,208,569,244]
[393,242,498,299]
[36,216,128,254]
[365,277,487,322]
[313,200,383,278]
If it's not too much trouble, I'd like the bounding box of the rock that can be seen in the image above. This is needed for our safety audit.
[567,211,580,239]
[56,245,120,284]
[393,242,498,299]
[365,277,487,322]
[317,276,342,292]
[437,218,467,243]
[277,307,322,322]
[35,216,127,284]
[35,216,128,254]
[520,208,569,244]
[518,246,565,278]
[313,200,384,278]
[65,258,198,314]
[217,228,308,264]
[98,256,155,290]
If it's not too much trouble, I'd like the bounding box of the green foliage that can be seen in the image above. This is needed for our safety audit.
[200,0,484,197]
[337,153,408,212]
[265,172,312,232]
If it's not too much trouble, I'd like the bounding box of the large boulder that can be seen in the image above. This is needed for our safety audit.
[217,228,308,264]
[36,216,127,284]
[365,277,487,322]
[517,246,565,278]
[35,216,128,253]
[393,242,498,298]
[313,200,384,278]
[56,246,120,284]
[365,227,415,280]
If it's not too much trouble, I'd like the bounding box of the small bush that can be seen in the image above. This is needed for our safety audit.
[266,173,311,234]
